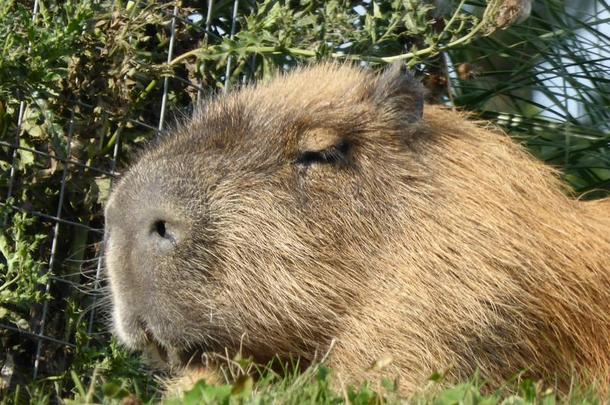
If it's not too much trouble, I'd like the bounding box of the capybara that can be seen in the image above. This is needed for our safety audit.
[104,63,610,394]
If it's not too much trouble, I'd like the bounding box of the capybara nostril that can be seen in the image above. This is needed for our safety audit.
[152,220,167,239]
[150,219,178,248]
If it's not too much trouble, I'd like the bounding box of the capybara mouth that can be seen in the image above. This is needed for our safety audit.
[143,330,210,369]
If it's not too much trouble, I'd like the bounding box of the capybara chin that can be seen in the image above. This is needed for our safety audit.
[104,63,610,394]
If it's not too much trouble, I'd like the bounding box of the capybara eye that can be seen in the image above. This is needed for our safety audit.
[295,140,350,167]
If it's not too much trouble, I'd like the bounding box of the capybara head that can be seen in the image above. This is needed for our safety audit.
[105,63,610,392]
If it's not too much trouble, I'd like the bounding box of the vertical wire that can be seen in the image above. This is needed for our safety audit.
[88,0,122,337]
[5,0,40,201]
[88,121,121,335]
[158,3,179,134]
[33,107,75,379]
[223,0,240,93]
[197,0,215,103]
[6,103,26,202]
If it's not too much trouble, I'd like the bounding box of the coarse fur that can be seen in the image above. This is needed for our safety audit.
[104,63,610,394]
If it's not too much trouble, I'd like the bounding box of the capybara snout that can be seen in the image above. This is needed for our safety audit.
[105,63,610,393]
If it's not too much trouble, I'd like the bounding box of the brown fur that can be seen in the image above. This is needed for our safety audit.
[104,63,610,394]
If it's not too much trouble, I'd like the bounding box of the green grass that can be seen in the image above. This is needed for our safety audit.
[58,362,608,405]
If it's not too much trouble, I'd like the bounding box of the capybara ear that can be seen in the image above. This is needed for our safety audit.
[371,62,424,124]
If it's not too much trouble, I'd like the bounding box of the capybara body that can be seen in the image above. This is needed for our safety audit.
[104,63,610,393]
